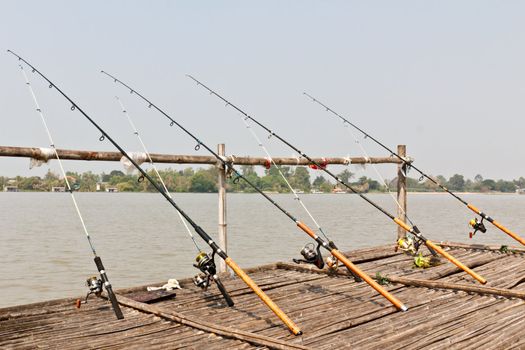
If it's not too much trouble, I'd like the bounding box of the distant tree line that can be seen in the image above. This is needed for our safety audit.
[389,174,525,193]
[1,167,524,194]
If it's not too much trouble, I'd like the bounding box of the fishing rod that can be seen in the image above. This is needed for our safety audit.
[303,93,525,247]
[13,61,123,320]
[114,96,233,307]
[101,71,408,312]
[186,75,488,285]
[8,51,300,336]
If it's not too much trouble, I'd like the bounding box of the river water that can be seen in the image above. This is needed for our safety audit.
[1,192,524,307]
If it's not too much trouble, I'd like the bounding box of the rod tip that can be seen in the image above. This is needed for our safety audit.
[400,304,409,312]
[295,330,303,336]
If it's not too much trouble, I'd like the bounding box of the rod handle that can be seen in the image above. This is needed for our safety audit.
[330,249,408,311]
[94,256,124,319]
[467,204,525,246]
[213,276,234,307]
[224,257,302,335]
[425,240,487,285]
[492,220,525,246]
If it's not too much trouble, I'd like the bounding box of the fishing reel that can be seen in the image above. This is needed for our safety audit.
[469,217,487,238]
[192,251,234,307]
[396,236,421,256]
[193,251,216,290]
[293,243,324,269]
[397,233,441,268]
[76,276,103,308]
[86,276,103,298]
[293,242,363,282]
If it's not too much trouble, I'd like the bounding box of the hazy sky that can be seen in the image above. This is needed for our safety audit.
[1,1,524,181]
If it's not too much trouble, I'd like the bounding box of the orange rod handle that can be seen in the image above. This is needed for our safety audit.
[467,204,525,246]
[425,240,487,285]
[330,249,408,311]
[296,221,317,239]
[224,257,302,335]
[394,217,412,232]
[297,221,407,311]
[492,220,525,246]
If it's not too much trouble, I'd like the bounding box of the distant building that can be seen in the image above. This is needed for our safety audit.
[516,188,525,195]
[51,187,66,192]
[106,187,118,193]
[3,185,18,192]
[96,182,110,192]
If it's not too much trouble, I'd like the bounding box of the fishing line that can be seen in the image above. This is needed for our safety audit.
[115,96,201,251]
[304,93,415,227]
[19,64,97,255]
[303,93,525,246]
[238,114,332,242]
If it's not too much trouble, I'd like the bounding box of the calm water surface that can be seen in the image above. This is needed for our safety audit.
[1,192,524,307]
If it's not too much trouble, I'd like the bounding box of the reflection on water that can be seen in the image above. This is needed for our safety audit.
[0,192,524,307]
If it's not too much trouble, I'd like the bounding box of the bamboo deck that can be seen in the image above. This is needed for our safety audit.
[2,242,525,349]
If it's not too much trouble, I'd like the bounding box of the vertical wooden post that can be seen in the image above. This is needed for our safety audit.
[217,143,227,273]
[397,144,407,239]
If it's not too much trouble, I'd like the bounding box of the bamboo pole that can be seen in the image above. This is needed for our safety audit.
[217,144,227,273]
[384,275,525,300]
[275,262,525,300]
[438,241,525,253]
[115,294,310,350]
[0,145,402,166]
[397,145,407,239]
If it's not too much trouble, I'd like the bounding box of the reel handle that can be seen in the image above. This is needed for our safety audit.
[213,276,234,307]
[94,256,124,320]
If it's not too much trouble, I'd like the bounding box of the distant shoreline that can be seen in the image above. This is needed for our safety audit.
[1,190,522,195]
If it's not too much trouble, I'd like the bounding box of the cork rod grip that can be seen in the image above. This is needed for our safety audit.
[331,249,408,311]
[296,221,317,239]
[492,221,525,246]
[425,240,487,285]
[224,257,302,335]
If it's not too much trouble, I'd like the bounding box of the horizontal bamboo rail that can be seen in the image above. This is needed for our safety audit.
[1,144,408,273]
[0,145,403,166]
